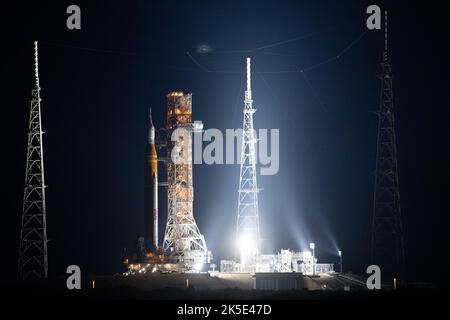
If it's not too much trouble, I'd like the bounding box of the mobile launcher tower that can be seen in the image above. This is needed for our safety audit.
[163,92,211,269]
[126,92,211,274]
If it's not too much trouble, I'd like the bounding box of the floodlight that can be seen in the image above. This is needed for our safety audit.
[238,233,256,253]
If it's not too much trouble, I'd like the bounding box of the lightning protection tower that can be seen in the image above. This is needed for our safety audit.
[371,13,405,284]
[236,58,260,271]
[17,41,49,280]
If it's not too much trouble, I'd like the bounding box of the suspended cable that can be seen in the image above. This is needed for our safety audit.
[300,71,328,114]
[186,51,211,72]
[179,29,368,75]
[41,41,139,56]
[253,61,284,109]
[41,28,368,76]
[247,28,332,52]
[336,30,368,58]
[300,30,368,73]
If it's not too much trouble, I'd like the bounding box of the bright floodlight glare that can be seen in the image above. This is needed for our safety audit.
[309,242,315,250]
[338,250,342,257]
[238,233,256,253]
[194,263,203,271]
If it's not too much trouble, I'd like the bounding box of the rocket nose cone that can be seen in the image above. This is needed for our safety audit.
[149,107,156,144]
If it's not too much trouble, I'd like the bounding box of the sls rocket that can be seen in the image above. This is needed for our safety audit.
[144,108,158,251]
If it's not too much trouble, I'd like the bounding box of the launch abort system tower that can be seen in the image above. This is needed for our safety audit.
[163,92,209,268]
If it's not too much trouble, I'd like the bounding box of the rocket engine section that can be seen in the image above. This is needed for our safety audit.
[144,109,159,252]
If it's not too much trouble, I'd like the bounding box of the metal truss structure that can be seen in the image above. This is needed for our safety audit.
[17,41,49,280]
[236,58,260,269]
[220,249,333,275]
[163,92,209,267]
[371,13,405,282]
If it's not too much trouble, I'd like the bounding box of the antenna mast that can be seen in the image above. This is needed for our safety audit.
[18,41,49,280]
[236,58,260,271]
[371,14,406,283]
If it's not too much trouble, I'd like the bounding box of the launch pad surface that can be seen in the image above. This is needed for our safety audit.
[93,272,367,292]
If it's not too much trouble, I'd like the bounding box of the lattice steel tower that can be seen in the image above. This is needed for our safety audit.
[163,92,209,268]
[236,58,260,269]
[371,13,405,282]
[17,41,49,280]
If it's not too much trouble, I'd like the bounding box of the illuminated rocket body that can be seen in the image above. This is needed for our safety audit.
[144,109,158,251]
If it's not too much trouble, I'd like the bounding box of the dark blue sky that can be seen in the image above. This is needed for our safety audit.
[2,0,449,285]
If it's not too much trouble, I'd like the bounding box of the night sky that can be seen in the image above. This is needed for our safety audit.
[1,1,449,286]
